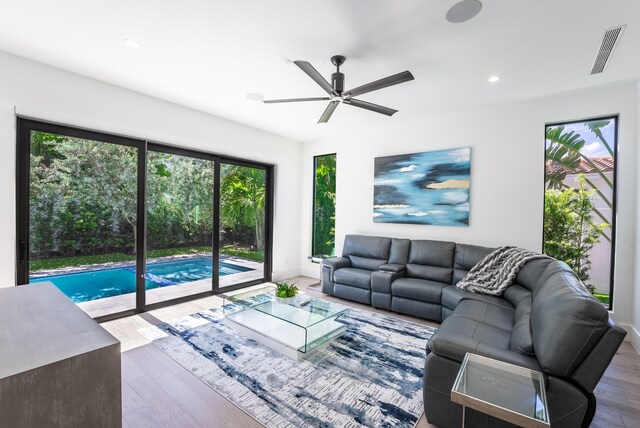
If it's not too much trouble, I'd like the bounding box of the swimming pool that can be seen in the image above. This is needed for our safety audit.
[30,258,252,303]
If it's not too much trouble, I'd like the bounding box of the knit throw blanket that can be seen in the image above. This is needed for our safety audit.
[456,246,549,296]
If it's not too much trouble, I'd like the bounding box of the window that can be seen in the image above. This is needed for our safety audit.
[312,154,337,257]
[544,116,617,308]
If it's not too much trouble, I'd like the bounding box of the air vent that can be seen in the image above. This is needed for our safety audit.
[591,25,625,74]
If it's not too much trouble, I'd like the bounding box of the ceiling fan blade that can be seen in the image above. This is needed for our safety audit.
[345,70,414,97]
[294,60,337,96]
[263,97,330,104]
[318,101,340,123]
[344,98,398,116]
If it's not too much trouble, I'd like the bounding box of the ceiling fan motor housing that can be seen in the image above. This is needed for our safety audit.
[332,72,345,94]
[330,55,346,94]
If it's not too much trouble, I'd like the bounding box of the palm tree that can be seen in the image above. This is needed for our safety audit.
[220,165,266,251]
[545,121,613,242]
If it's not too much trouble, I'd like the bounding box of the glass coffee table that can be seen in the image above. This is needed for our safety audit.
[222,286,350,360]
[451,353,550,428]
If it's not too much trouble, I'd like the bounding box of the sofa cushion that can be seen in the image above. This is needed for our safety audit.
[510,296,534,355]
[406,240,455,283]
[502,284,531,307]
[333,268,373,290]
[348,255,387,271]
[441,284,514,313]
[392,278,447,303]
[534,259,575,288]
[428,314,512,362]
[451,300,514,331]
[389,238,411,265]
[409,239,456,267]
[342,234,391,260]
[406,264,453,284]
[515,258,555,292]
[531,263,610,377]
[453,243,494,284]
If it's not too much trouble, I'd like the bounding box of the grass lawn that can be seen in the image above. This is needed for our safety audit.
[30,253,135,271]
[593,293,610,305]
[30,245,264,271]
[221,245,264,262]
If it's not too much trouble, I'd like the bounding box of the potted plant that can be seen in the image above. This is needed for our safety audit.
[274,281,298,304]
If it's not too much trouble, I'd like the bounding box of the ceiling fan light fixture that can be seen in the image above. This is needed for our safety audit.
[488,75,501,83]
[246,92,264,101]
[123,38,142,49]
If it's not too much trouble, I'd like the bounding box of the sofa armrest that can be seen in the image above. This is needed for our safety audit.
[321,257,351,281]
[429,333,542,372]
[379,263,405,273]
[371,270,405,294]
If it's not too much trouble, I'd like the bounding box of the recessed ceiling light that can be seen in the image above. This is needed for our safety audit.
[446,0,483,24]
[246,92,264,101]
[124,39,141,49]
[488,75,501,83]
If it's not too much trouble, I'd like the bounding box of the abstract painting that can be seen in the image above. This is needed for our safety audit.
[373,147,471,226]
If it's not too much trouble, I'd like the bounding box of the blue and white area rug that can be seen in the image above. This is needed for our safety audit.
[139,304,436,428]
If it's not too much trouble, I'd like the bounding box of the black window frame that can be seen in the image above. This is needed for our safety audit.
[543,114,618,310]
[16,117,274,322]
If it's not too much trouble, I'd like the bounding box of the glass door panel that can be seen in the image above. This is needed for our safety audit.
[145,150,215,304]
[219,163,267,289]
[27,130,139,317]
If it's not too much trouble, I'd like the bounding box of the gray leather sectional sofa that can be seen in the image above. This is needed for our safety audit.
[321,234,627,428]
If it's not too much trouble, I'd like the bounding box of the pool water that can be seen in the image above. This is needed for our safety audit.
[30,258,252,303]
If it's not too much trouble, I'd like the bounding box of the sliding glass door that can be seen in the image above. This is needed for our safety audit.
[17,119,273,321]
[145,147,215,303]
[18,121,143,318]
[218,162,268,289]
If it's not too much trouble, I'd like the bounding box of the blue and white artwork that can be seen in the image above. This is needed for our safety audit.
[373,147,471,226]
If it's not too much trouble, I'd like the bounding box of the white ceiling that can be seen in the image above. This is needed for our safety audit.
[1,0,639,143]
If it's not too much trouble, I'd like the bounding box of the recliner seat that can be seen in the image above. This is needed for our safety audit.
[322,234,399,305]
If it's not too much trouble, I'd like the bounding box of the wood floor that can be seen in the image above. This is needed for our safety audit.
[104,276,640,428]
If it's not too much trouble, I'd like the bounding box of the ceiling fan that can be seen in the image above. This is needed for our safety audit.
[263,55,414,124]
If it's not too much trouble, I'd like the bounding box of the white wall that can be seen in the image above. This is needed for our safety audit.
[301,82,638,331]
[0,51,303,286]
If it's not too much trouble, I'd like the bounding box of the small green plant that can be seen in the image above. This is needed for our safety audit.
[275,281,298,298]
[543,175,609,293]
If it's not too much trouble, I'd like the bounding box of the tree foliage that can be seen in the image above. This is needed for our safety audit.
[545,120,613,243]
[30,133,138,257]
[543,176,609,292]
[545,126,584,189]
[29,132,266,261]
[313,155,336,257]
[220,165,266,251]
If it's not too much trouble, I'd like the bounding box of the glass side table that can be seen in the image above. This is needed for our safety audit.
[451,353,550,428]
